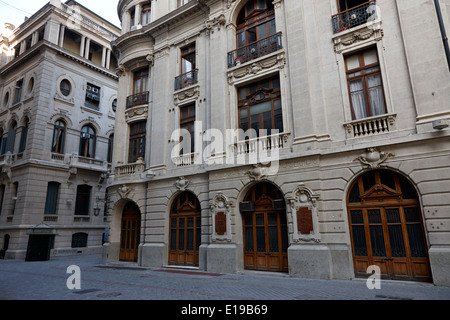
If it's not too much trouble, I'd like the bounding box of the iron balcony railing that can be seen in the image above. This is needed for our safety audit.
[332,0,377,34]
[228,32,283,68]
[174,69,198,91]
[126,91,149,109]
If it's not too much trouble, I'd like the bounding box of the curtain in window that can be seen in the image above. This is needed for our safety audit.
[367,74,386,116]
[349,79,367,120]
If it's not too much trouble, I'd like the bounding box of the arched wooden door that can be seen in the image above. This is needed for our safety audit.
[347,170,432,282]
[120,202,141,262]
[241,182,288,272]
[169,192,201,267]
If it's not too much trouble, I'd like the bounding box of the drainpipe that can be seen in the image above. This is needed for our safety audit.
[434,0,450,71]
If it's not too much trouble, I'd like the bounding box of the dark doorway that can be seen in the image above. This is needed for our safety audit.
[25,235,55,262]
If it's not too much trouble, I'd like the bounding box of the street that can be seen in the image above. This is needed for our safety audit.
[0,254,449,317]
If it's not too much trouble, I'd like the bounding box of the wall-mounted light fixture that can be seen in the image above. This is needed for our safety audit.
[433,119,449,130]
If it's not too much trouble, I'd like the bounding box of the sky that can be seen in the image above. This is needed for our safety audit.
[0,0,121,33]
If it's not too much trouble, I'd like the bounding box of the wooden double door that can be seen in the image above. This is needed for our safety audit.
[169,192,201,267]
[348,171,432,282]
[242,182,288,272]
[120,203,141,262]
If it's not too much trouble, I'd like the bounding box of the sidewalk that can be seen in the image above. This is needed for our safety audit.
[1,254,449,301]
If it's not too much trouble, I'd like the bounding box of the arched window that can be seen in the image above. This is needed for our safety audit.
[4,120,17,154]
[19,117,29,153]
[79,125,96,158]
[52,120,66,154]
[229,0,281,67]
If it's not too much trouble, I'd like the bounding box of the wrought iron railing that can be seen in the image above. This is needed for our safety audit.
[332,1,377,34]
[174,69,198,91]
[228,32,283,68]
[126,91,149,109]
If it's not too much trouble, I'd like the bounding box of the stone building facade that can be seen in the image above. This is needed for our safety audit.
[106,0,450,286]
[0,0,120,260]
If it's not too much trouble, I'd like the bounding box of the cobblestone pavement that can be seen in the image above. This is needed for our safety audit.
[1,254,449,303]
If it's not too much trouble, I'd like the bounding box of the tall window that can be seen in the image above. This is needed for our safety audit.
[13,79,23,105]
[142,4,151,25]
[52,120,66,154]
[175,43,197,90]
[19,119,29,153]
[107,133,114,163]
[129,121,146,163]
[238,75,283,138]
[181,43,196,75]
[179,104,195,155]
[237,0,275,47]
[345,47,386,120]
[4,121,17,154]
[133,68,149,94]
[79,125,96,158]
[44,182,60,215]
[74,185,92,216]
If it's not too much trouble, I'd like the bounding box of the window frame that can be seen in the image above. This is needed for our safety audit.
[345,47,387,120]
[52,120,66,154]
[133,69,149,95]
[74,185,92,216]
[179,103,196,155]
[44,182,60,215]
[79,125,96,158]
[237,75,283,138]
[128,121,146,163]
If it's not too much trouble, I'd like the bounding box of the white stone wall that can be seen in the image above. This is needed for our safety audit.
[107,0,450,285]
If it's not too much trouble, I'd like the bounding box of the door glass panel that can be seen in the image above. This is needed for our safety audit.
[256,227,266,252]
[407,225,427,257]
[187,229,194,251]
[268,213,277,225]
[245,226,254,252]
[178,219,185,250]
[388,225,406,257]
[256,214,265,226]
[350,210,364,224]
[352,225,368,256]
[368,209,382,224]
[404,207,420,223]
[369,225,386,257]
[269,226,279,252]
[385,208,401,223]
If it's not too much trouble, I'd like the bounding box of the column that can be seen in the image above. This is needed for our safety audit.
[58,24,66,47]
[84,38,91,59]
[79,35,86,57]
[106,49,111,70]
[102,47,107,68]
[135,4,142,27]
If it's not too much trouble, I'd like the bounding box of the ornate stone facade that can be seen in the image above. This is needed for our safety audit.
[106,0,450,286]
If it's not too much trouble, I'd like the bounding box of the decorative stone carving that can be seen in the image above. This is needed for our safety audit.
[288,183,321,243]
[227,52,286,85]
[210,192,233,242]
[175,176,190,191]
[355,147,394,169]
[117,184,132,199]
[333,22,384,54]
[205,14,226,33]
